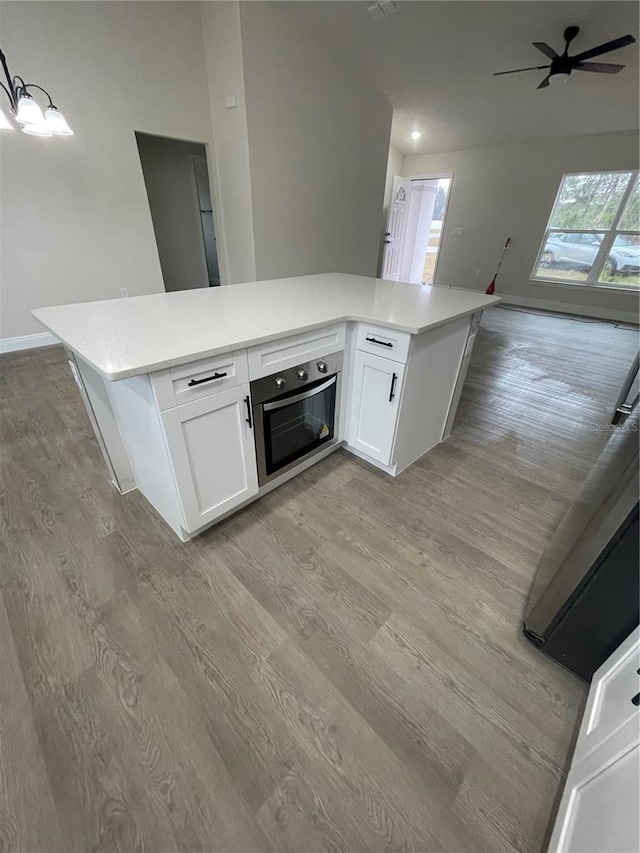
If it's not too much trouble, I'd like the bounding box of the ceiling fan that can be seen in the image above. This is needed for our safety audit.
[494,26,636,89]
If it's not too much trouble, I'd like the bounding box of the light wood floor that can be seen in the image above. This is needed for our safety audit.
[1,306,638,853]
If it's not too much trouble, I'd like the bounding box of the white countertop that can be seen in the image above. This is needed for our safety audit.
[33,273,501,381]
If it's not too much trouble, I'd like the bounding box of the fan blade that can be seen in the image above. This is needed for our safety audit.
[572,34,636,63]
[574,61,625,73]
[533,42,559,60]
[494,64,550,76]
[537,75,551,89]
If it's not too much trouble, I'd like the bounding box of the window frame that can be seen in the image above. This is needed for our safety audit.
[532,170,639,291]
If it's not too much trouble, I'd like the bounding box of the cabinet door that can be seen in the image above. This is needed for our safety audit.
[162,383,258,532]
[548,715,639,853]
[574,626,640,764]
[348,350,405,466]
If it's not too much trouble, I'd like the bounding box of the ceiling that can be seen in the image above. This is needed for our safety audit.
[290,1,640,155]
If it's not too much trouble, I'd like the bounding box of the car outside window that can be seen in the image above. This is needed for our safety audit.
[533,171,640,289]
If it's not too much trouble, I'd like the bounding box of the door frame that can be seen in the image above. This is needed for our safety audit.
[134,129,229,287]
[188,153,213,288]
[402,172,454,286]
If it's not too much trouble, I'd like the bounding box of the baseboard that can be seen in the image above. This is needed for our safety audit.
[0,332,60,354]
[499,294,639,325]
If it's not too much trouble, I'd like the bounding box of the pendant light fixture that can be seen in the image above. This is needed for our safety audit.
[0,49,73,137]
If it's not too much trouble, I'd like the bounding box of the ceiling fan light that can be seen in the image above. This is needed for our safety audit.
[15,93,45,125]
[44,106,73,135]
[0,108,13,130]
[549,71,571,85]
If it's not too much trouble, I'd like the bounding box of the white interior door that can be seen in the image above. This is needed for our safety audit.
[382,176,411,280]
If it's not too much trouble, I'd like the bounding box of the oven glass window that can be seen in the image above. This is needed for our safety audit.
[264,378,336,476]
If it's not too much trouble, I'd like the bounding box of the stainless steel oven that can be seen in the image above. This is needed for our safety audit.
[251,352,342,486]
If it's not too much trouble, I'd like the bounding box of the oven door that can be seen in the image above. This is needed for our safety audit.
[254,374,339,485]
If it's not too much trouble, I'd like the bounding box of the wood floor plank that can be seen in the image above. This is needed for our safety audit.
[0,595,62,853]
[0,306,636,851]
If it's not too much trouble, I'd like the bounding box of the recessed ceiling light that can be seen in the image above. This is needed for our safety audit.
[411,131,421,140]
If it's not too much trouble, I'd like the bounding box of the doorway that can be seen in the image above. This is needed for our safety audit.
[382,175,451,284]
[136,132,221,292]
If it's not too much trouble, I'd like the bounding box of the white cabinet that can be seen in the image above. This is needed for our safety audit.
[347,350,405,466]
[574,625,640,763]
[161,383,258,533]
[548,628,640,853]
[345,316,472,475]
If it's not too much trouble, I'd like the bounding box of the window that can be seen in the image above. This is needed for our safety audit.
[533,171,639,289]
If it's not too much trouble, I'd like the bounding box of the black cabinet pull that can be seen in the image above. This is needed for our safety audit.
[389,372,397,403]
[187,372,228,387]
[366,336,393,348]
[244,395,253,429]
[632,692,640,707]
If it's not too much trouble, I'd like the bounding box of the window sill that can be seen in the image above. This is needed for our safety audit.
[531,277,640,294]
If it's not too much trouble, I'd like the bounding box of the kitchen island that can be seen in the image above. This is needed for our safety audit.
[34,273,500,539]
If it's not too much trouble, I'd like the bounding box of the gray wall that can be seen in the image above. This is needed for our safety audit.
[136,133,209,293]
[0,1,214,339]
[200,1,256,285]
[239,2,393,281]
[403,131,639,321]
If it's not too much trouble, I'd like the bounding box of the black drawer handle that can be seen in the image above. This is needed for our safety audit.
[188,372,228,387]
[366,336,393,348]
[632,692,640,707]
[389,372,397,403]
[244,395,253,429]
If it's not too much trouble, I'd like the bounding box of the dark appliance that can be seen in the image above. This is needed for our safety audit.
[523,355,639,681]
[251,352,342,486]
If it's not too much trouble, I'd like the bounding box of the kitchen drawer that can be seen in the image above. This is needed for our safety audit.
[151,351,249,411]
[355,323,410,363]
[574,626,640,765]
[248,324,345,379]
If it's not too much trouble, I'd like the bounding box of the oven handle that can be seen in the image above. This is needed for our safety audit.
[262,374,337,412]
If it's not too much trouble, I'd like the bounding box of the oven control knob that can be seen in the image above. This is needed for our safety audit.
[297,369,309,381]
[317,361,328,374]
[275,376,286,390]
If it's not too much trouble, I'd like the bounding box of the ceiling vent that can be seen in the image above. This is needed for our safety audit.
[366,1,398,21]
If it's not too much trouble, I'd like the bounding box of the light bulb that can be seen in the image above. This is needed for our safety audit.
[0,108,13,130]
[21,122,52,137]
[411,131,421,140]
[549,72,571,85]
[44,106,73,135]
[16,94,45,126]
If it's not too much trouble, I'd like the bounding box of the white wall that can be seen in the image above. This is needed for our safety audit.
[403,131,640,321]
[136,134,208,293]
[0,1,214,339]
[239,1,393,281]
[200,1,256,286]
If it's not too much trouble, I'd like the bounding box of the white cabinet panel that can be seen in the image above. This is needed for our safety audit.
[348,350,404,466]
[248,324,345,379]
[549,627,640,853]
[162,384,258,532]
[151,350,249,411]
[548,716,639,853]
[575,626,640,763]
[354,323,411,363]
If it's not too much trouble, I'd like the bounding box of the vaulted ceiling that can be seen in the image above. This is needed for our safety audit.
[291,1,640,155]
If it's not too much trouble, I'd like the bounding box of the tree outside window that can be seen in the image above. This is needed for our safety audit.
[533,172,639,288]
